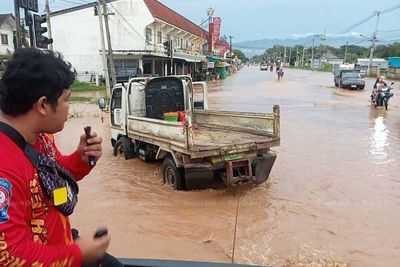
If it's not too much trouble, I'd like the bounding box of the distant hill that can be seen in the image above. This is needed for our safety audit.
[234,35,400,57]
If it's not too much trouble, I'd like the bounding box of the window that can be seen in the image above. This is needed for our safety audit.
[110,88,122,127]
[145,28,152,43]
[157,31,162,44]
[114,59,139,72]
[1,34,8,45]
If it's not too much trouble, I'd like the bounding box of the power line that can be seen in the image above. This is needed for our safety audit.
[107,14,142,42]
[57,0,87,5]
[337,13,375,34]
[349,37,371,46]
[108,3,146,41]
[381,3,400,14]
[337,3,400,35]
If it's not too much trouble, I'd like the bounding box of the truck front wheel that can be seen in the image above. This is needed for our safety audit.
[113,136,136,160]
[163,157,185,190]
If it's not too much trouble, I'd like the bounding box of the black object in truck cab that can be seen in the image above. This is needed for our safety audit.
[145,77,185,119]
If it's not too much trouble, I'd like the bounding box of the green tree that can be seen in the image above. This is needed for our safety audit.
[232,49,248,62]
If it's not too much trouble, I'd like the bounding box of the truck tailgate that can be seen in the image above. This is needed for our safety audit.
[191,126,279,153]
[189,107,280,156]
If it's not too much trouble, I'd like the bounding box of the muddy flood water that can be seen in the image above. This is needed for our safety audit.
[57,67,400,267]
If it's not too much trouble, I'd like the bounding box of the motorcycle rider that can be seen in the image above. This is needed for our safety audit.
[371,76,388,106]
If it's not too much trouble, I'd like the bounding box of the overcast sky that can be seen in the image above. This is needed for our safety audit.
[1,0,400,42]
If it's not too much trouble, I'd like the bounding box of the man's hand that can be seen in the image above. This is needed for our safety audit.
[75,235,110,265]
[77,131,102,163]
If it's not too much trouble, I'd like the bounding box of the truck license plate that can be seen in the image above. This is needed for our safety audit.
[225,153,243,161]
[351,85,356,88]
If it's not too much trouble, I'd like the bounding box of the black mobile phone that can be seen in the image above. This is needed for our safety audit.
[84,126,96,167]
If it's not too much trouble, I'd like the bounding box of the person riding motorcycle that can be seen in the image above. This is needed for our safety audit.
[276,66,284,80]
[371,76,388,106]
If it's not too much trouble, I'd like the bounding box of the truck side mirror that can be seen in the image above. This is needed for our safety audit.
[98,98,106,110]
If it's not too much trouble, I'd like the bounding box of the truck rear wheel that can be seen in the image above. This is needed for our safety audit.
[163,157,185,190]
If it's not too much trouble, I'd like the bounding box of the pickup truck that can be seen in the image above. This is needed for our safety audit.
[102,76,280,190]
[333,64,365,90]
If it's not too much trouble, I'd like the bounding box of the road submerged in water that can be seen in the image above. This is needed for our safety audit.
[57,67,400,267]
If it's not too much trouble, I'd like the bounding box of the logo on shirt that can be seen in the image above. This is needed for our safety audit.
[0,178,12,223]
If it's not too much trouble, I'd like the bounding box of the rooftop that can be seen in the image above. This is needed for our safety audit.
[143,0,207,39]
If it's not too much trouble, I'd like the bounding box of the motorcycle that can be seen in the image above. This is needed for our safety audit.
[370,82,394,110]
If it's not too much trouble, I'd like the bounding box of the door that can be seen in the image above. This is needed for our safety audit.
[192,82,208,110]
[110,86,127,136]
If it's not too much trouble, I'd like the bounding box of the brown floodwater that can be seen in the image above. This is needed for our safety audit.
[56,67,400,267]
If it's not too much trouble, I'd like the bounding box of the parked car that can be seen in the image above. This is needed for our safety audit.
[260,63,268,71]
[115,68,143,83]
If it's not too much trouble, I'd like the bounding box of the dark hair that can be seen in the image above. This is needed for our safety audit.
[373,76,387,89]
[0,48,76,116]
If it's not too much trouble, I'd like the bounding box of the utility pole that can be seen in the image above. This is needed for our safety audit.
[288,48,292,66]
[97,3,111,96]
[311,38,315,70]
[44,0,53,50]
[283,47,287,64]
[302,45,305,66]
[367,11,380,76]
[14,0,22,49]
[229,35,233,57]
[296,46,299,66]
[101,0,116,88]
[344,41,348,63]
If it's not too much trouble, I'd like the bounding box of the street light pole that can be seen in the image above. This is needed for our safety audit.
[101,0,116,88]
[367,11,380,76]
[97,2,111,96]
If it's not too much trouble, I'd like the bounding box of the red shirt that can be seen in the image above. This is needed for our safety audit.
[0,132,91,266]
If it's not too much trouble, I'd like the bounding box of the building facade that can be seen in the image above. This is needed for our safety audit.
[0,14,16,65]
[49,0,208,80]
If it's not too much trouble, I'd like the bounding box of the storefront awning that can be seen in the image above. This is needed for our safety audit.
[173,52,207,63]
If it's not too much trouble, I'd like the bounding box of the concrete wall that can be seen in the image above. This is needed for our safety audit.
[50,0,153,74]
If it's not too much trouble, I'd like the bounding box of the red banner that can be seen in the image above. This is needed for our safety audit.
[208,17,222,52]
[212,17,221,40]
[208,22,214,51]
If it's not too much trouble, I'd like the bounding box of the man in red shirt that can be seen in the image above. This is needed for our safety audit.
[0,48,110,266]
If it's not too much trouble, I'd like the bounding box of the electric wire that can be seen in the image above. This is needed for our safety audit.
[337,13,375,34]
[380,3,400,14]
[108,3,146,41]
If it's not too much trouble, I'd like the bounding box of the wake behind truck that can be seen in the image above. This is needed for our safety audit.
[102,76,280,190]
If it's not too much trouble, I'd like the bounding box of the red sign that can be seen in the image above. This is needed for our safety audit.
[208,17,222,52]
[212,17,221,39]
[208,22,214,51]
